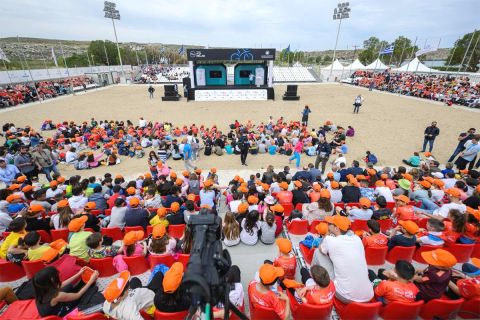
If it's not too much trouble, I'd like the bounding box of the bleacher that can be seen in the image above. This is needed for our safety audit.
[273,66,317,82]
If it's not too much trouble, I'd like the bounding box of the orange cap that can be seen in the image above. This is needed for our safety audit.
[423,176,434,183]
[210,168,217,173]
[238,203,249,214]
[144,173,152,179]
[123,230,144,245]
[270,204,284,213]
[283,279,304,289]
[170,172,177,179]
[6,194,21,202]
[394,195,410,203]
[163,262,184,293]
[40,248,59,263]
[421,249,457,268]
[259,263,285,284]
[320,189,331,199]
[262,183,270,191]
[247,195,259,204]
[175,178,184,186]
[381,173,388,180]
[152,224,167,239]
[238,186,248,193]
[420,180,431,189]
[471,257,480,269]
[327,172,334,178]
[433,179,445,188]
[279,182,289,190]
[29,204,45,212]
[57,176,65,183]
[68,216,88,232]
[22,185,33,193]
[367,169,377,176]
[50,180,58,187]
[129,197,140,207]
[402,173,413,181]
[157,161,163,167]
[182,171,189,177]
[170,202,180,212]
[356,175,367,181]
[187,194,196,201]
[84,202,96,210]
[330,181,340,189]
[313,184,321,192]
[315,222,328,235]
[204,180,213,188]
[115,174,124,179]
[325,215,351,232]
[49,239,68,252]
[17,176,27,183]
[157,207,167,217]
[104,271,130,302]
[359,197,371,208]
[194,168,202,174]
[57,199,69,208]
[126,187,136,195]
[398,220,419,235]
[8,184,20,191]
[276,238,292,254]
[445,188,461,198]
[294,181,302,188]
[375,180,385,187]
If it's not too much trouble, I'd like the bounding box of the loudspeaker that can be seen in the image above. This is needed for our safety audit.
[283,85,300,101]
[286,85,298,94]
[162,85,180,101]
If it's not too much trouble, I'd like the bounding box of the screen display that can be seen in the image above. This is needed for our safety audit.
[209,71,222,78]
[239,70,252,78]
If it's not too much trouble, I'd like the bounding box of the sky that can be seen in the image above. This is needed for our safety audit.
[1,0,479,51]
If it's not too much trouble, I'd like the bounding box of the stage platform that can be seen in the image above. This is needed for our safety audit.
[188,85,274,101]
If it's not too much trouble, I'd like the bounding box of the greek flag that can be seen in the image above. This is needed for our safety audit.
[380,45,394,55]
[178,45,185,55]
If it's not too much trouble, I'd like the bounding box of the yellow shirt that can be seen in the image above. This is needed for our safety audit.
[149,216,169,227]
[27,245,51,261]
[68,231,92,261]
[0,231,26,259]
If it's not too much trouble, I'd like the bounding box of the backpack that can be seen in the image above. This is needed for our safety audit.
[368,154,378,164]
[204,146,212,156]
[113,255,128,272]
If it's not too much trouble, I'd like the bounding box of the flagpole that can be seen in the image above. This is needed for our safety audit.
[60,42,71,78]
[17,36,41,102]
[405,36,418,72]
[397,39,407,67]
[388,46,394,67]
[144,49,149,67]
[329,17,343,81]
[103,42,110,66]
[458,30,476,73]
[446,37,460,71]
[1,59,13,86]
[374,43,385,71]
[39,50,51,79]
[465,32,479,72]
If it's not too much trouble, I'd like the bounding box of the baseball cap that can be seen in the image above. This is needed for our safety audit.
[315,222,328,235]
[57,199,69,208]
[157,207,167,217]
[445,188,461,198]
[359,197,371,208]
[29,204,45,212]
[68,216,88,232]
[163,262,184,293]
[421,249,457,268]
[50,180,58,187]
[325,215,351,232]
[40,248,59,263]
[269,204,284,213]
[320,189,331,199]
[402,173,413,181]
[152,224,167,239]
[259,263,285,284]
[330,181,339,189]
[398,220,419,235]
[187,194,196,201]
[123,230,144,245]
[17,176,27,183]
[279,182,289,190]
[237,203,249,214]
[313,184,321,192]
[129,197,140,207]
[8,184,20,191]
[104,271,131,302]
[294,181,302,188]
[170,202,180,212]
[247,195,259,204]
[394,195,410,203]
[420,180,431,189]
[22,185,33,193]
[204,180,213,188]
[126,187,136,195]
[6,194,21,202]
[276,238,292,254]
[84,202,96,210]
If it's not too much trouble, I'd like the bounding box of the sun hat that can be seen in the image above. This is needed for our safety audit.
[325,215,351,232]
[398,179,411,190]
[276,238,292,254]
[104,271,131,302]
[398,220,419,235]
[259,264,285,284]
[163,262,184,293]
[421,249,457,268]
[123,230,144,245]
[68,216,88,232]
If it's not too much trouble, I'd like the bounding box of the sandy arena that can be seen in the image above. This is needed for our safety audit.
[3,83,480,180]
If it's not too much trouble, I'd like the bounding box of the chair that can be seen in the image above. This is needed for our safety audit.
[0,299,45,319]
[287,290,333,320]
[89,257,118,277]
[351,220,369,232]
[365,246,388,266]
[287,220,309,235]
[101,227,124,241]
[386,202,396,210]
[294,203,303,211]
[51,229,70,241]
[386,246,415,264]
[248,283,281,320]
[458,297,480,319]
[335,202,345,209]
[0,259,26,282]
[153,310,189,320]
[104,209,111,216]
[146,225,153,235]
[22,260,46,279]
[299,243,315,265]
[378,219,394,232]
[168,224,186,239]
[445,243,475,263]
[283,203,294,217]
[123,256,150,275]
[177,254,190,269]
[67,313,110,320]
[380,300,424,320]
[471,243,480,259]
[333,297,382,320]
[125,226,147,238]
[419,298,464,320]
[308,220,322,234]
[149,254,175,270]
[413,245,440,264]
[417,218,429,229]
[37,229,52,243]
[84,228,94,232]
[90,210,101,216]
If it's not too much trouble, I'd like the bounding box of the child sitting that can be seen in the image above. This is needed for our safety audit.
[292,265,335,305]
[417,219,445,246]
[392,195,416,221]
[122,231,147,257]
[86,232,121,259]
[387,220,418,250]
[362,220,388,248]
[149,207,169,227]
[24,231,50,261]
[369,260,418,304]
[274,238,297,280]
[148,224,177,255]
[403,152,421,167]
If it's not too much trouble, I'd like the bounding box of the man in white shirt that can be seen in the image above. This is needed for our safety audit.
[374,183,394,202]
[312,215,374,303]
[138,117,147,128]
[418,188,466,219]
[333,153,346,167]
[68,188,88,214]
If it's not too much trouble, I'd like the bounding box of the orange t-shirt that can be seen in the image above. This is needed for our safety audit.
[276,191,293,205]
[457,277,480,299]
[274,255,297,280]
[248,282,286,319]
[395,206,415,220]
[305,281,336,305]
[374,280,418,304]
[362,234,388,248]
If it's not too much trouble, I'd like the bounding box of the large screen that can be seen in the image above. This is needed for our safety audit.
[209,70,223,78]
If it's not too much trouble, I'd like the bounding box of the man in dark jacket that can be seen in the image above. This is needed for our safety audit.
[421,121,440,152]
[314,136,332,174]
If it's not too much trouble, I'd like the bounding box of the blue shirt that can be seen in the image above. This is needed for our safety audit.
[408,156,420,166]
[0,164,20,185]
[268,145,276,155]
[462,143,480,161]
[183,143,192,160]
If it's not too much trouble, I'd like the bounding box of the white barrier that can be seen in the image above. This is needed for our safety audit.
[0,65,133,85]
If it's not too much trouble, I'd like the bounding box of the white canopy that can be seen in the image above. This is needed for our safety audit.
[365,59,388,70]
[344,59,366,71]
[394,57,434,73]
[321,59,345,71]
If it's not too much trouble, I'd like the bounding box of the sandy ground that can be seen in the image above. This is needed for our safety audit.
[3,83,480,181]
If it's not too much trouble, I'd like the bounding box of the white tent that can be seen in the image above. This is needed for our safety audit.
[321,59,345,71]
[320,59,347,81]
[344,59,366,71]
[365,59,388,70]
[394,57,434,73]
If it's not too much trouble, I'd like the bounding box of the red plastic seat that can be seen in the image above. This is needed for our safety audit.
[380,300,424,320]
[445,243,475,263]
[123,256,150,275]
[294,203,303,211]
[335,202,345,209]
[386,202,395,210]
[413,245,440,264]
[365,246,388,266]
[351,219,369,232]
[287,220,309,235]
[89,257,118,277]
[458,297,480,319]
[84,228,94,232]
[378,219,394,232]
[283,203,294,217]
[125,226,147,238]
[309,220,322,234]
[153,310,189,320]
[0,299,43,319]
[386,246,415,264]
[67,313,110,320]
[104,209,111,216]
[299,243,315,265]
[0,259,26,282]
[168,224,186,239]
[149,254,175,270]
[419,298,464,320]
[37,229,52,243]
[248,283,282,320]
[287,290,333,320]
[472,243,480,259]
[177,254,190,269]
[100,227,124,241]
[417,218,429,229]
[333,297,382,320]
[51,229,70,241]
[90,210,101,216]
[146,225,153,235]
[22,260,46,279]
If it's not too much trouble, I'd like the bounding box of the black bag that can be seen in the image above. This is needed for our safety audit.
[204,146,212,156]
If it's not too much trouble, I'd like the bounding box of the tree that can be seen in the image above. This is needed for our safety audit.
[87,40,118,65]
[65,54,89,67]
[378,36,418,66]
[323,55,331,64]
[446,31,480,72]
[358,37,388,65]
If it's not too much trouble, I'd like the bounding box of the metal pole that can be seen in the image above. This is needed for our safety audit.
[1,59,13,86]
[446,37,459,71]
[458,30,476,73]
[397,39,407,67]
[134,50,140,66]
[465,32,479,72]
[60,42,71,77]
[144,49,149,67]
[111,17,126,83]
[329,17,342,81]
[17,36,41,102]
[405,36,418,72]
[103,42,110,66]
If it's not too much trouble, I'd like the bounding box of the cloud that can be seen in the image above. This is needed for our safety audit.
[0,0,478,50]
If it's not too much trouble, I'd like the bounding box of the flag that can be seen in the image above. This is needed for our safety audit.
[380,44,394,55]
[51,47,58,67]
[178,45,185,55]
[0,47,10,62]
[284,44,291,58]
[415,42,438,57]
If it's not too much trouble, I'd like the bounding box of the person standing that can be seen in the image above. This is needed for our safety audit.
[353,94,364,114]
[238,131,250,166]
[182,138,195,172]
[148,85,155,99]
[248,72,255,86]
[289,138,304,169]
[314,136,331,174]
[421,121,440,153]
[301,105,311,126]
[31,142,57,182]
[447,128,476,163]
[14,145,37,180]
[455,135,480,170]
